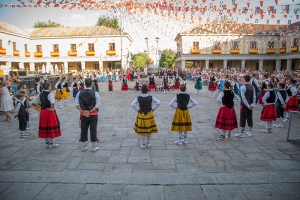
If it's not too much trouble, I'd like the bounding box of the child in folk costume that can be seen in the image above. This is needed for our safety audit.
[108,75,113,95]
[173,74,182,93]
[14,93,29,138]
[135,77,140,93]
[32,82,61,148]
[148,74,157,93]
[54,77,63,109]
[162,73,169,93]
[121,75,129,94]
[259,74,270,105]
[208,73,218,97]
[71,77,78,101]
[170,85,197,145]
[273,83,289,128]
[61,77,71,106]
[261,83,278,133]
[231,78,239,95]
[194,74,203,95]
[131,84,161,149]
[215,82,240,140]
[92,74,99,92]
[250,73,260,106]
[284,78,298,122]
[78,77,84,91]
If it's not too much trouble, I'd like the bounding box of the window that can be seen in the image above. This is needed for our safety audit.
[24,44,28,52]
[282,40,286,48]
[213,41,221,49]
[88,43,94,51]
[293,38,298,47]
[36,45,42,52]
[249,41,257,49]
[70,44,76,51]
[13,42,16,50]
[193,42,199,49]
[0,40,2,48]
[53,44,59,52]
[109,43,115,51]
[231,41,239,49]
[267,41,275,49]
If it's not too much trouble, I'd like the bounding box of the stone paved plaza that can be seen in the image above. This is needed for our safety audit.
[0,80,300,200]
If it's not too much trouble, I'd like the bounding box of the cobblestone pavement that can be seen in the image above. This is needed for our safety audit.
[0,80,299,200]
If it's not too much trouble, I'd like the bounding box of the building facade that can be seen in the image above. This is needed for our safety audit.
[0,21,133,75]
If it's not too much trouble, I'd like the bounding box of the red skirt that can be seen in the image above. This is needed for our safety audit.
[122,83,128,91]
[109,83,113,91]
[215,106,238,130]
[78,86,83,91]
[173,82,181,89]
[208,82,216,91]
[39,109,61,138]
[148,83,156,90]
[260,104,277,122]
[284,96,298,112]
[259,90,266,105]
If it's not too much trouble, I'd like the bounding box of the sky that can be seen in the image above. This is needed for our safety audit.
[0,0,300,54]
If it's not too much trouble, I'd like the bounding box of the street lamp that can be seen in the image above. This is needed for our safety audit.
[155,37,159,66]
[145,37,149,53]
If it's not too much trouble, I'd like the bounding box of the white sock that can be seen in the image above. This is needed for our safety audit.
[146,136,151,144]
[82,141,87,147]
[57,101,61,106]
[91,142,96,147]
[286,113,290,119]
[276,118,280,124]
[49,138,54,143]
[141,136,146,144]
[269,121,272,129]
[183,131,187,138]
[178,132,182,139]
[266,123,268,130]
[221,130,226,136]
[228,130,232,135]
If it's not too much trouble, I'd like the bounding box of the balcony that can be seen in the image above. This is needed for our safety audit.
[86,51,95,56]
[25,52,30,57]
[231,49,240,54]
[68,51,77,56]
[291,46,298,52]
[279,48,286,54]
[34,52,43,57]
[51,51,60,57]
[106,50,116,56]
[267,49,276,54]
[0,48,6,55]
[249,49,258,54]
[212,49,222,54]
[13,50,20,56]
[191,49,200,54]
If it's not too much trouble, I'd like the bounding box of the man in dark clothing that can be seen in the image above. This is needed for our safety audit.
[75,78,101,152]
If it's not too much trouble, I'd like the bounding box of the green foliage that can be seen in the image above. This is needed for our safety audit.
[96,17,120,30]
[33,20,62,28]
[133,53,150,69]
[115,62,121,69]
[159,49,175,68]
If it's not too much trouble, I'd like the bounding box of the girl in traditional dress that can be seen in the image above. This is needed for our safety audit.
[194,73,203,95]
[131,84,161,149]
[92,74,99,92]
[284,78,298,122]
[61,77,71,106]
[162,73,169,94]
[215,82,240,140]
[259,74,270,105]
[170,84,197,145]
[261,83,277,133]
[135,77,140,93]
[273,83,289,128]
[71,77,78,101]
[108,75,113,95]
[208,73,218,97]
[173,74,182,93]
[78,77,84,91]
[32,82,61,148]
[148,74,156,93]
[121,75,129,94]
[54,77,63,109]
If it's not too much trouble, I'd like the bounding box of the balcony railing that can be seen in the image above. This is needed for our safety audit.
[231,49,240,54]
[106,50,116,56]
[212,49,222,54]
[0,48,6,55]
[267,49,276,54]
[248,49,258,54]
[86,51,95,56]
[291,46,298,52]
[25,52,30,57]
[279,48,286,54]
[13,50,20,56]
[68,51,77,56]
[51,51,60,57]
[191,49,200,54]
[34,52,43,57]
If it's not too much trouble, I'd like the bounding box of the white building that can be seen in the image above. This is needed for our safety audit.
[0,21,133,75]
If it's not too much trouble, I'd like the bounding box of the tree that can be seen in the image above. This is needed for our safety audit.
[96,17,120,30]
[33,20,62,28]
[159,49,175,68]
[133,53,150,69]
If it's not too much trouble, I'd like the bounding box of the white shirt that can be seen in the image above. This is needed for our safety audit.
[32,90,55,105]
[14,98,26,115]
[240,82,256,108]
[131,94,161,112]
[169,92,197,109]
[277,89,289,104]
[54,81,60,89]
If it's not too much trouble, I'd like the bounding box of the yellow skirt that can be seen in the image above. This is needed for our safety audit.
[134,111,158,136]
[34,100,41,111]
[171,108,192,132]
[55,90,63,100]
[61,88,71,98]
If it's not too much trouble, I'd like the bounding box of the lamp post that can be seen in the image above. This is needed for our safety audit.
[155,37,159,66]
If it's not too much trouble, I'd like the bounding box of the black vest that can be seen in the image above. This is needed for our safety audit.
[73,82,78,88]
[262,80,268,90]
[175,77,180,83]
[251,78,258,91]
[266,90,276,103]
[40,91,51,109]
[163,76,168,83]
[222,90,234,108]
[149,77,155,84]
[109,79,113,84]
[277,90,287,105]
[35,83,42,93]
[210,76,216,82]
[79,80,84,89]
[177,93,190,110]
[137,96,152,115]
[241,84,254,106]
[17,101,26,117]
[63,81,68,88]
[196,77,201,84]
[56,82,62,89]
[286,85,295,96]
[79,89,96,110]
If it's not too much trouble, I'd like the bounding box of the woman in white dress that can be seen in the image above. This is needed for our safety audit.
[0,82,14,122]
